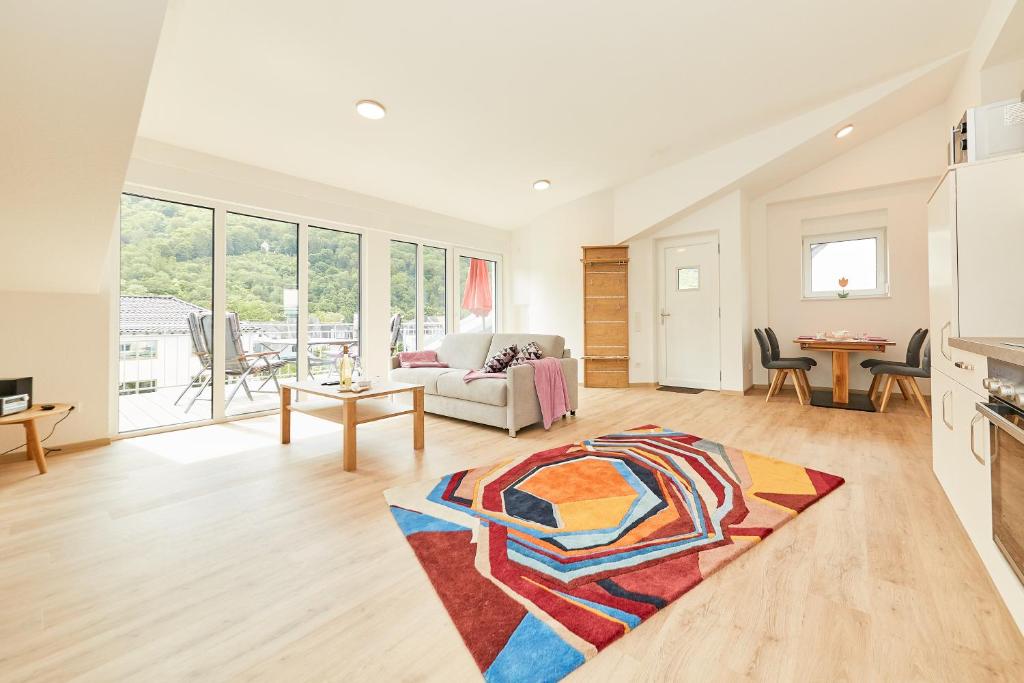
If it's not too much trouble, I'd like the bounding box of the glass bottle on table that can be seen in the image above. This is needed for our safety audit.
[339,344,354,390]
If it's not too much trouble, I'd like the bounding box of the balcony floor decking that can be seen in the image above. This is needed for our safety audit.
[118,377,324,433]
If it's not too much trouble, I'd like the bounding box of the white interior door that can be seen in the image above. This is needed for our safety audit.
[658,235,720,389]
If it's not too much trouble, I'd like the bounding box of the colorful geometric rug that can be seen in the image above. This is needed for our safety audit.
[384,425,844,682]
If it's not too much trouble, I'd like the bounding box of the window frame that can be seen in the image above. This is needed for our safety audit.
[116,183,500,438]
[801,226,889,299]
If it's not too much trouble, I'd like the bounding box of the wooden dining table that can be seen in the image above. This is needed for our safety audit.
[794,337,895,411]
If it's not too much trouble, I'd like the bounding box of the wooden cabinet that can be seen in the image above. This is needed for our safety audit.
[582,245,629,388]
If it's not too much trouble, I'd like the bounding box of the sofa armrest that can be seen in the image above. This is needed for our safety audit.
[562,348,572,358]
[559,357,579,410]
[390,355,401,370]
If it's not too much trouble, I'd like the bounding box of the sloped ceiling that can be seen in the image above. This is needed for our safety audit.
[0,1,168,294]
[138,0,989,230]
[612,52,966,242]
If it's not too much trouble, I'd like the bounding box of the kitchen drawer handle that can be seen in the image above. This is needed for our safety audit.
[941,322,952,361]
[953,360,974,370]
[969,413,985,465]
[941,391,953,430]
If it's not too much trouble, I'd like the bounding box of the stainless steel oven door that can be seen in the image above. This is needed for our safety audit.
[977,401,1024,584]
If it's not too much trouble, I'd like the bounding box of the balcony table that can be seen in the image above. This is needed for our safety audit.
[794,337,895,411]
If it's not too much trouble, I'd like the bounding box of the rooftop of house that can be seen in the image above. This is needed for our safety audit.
[119,295,206,336]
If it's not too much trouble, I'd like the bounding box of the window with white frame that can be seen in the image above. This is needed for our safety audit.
[802,227,888,298]
[119,340,158,360]
[119,379,157,395]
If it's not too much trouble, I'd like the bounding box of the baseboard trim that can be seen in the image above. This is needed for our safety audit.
[0,437,111,465]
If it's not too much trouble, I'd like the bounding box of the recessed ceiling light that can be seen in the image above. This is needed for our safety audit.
[533,179,551,191]
[356,100,387,120]
[835,124,854,139]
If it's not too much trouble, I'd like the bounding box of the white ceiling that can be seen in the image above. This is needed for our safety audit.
[139,0,989,229]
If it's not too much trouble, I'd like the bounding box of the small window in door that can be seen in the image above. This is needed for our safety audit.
[677,267,700,291]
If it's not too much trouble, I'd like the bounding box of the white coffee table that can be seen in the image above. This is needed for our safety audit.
[280,380,425,471]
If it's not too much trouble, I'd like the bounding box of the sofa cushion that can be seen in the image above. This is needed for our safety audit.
[436,333,494,370]
[488,334,565,361]
[482,344,519,373]
[389,367,460,394]
[435,370,508,407]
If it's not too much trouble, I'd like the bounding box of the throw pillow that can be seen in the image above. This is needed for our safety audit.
[398,350,440,368]
[482,344,518,373]
[509,340,544,366]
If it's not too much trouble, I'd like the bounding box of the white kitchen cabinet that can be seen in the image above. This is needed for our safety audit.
[926,170,958,379]
[927,154,1024,371]
[955,154,1024,337]
[931,368,990,549]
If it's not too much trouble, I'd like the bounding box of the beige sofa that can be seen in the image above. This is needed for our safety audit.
[389,333,578,437]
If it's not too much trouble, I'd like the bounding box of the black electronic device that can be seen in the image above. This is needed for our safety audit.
[0,377,32,407]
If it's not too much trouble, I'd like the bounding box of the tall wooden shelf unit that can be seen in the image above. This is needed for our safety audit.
[582,245,629,388]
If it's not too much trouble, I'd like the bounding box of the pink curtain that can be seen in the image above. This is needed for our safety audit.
[461,258,493,317]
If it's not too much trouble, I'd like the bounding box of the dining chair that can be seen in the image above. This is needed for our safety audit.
[863,328,928,402]
[755,329,812,405]
[870,340,930,416]
[765,327,818,367]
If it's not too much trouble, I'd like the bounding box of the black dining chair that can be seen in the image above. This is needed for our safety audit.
[755,329,812,405]
[870,340,930,416]
[863,328,928,402]
[765,327,817,368]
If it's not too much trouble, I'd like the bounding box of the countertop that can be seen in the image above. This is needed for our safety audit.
[950,337,1024,365]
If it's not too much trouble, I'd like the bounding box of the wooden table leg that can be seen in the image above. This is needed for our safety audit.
[832,350,850,404]
[343,399,357,472]
[413,387,425,450]
[280,386,291,444]
[24,420,47,475]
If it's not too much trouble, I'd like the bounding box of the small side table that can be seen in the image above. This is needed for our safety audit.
[0,403,73,474]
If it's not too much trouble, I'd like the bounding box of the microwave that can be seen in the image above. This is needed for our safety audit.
[951,97,1024,165]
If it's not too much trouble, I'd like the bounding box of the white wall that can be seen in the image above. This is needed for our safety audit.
[0,292,112,453]
[748,105,948,392]
[0,0,167,294]
[511,190,751,391]
[509,191,614,358]
[628,192,750,390]
[754,181,933,392]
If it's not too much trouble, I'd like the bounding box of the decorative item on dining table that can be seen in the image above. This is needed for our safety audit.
[836,276,850,298]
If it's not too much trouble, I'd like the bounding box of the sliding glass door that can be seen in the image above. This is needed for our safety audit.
[308,227,361,380]
[390,241,417,353]
[423,245,447,349]
[224,213,298,417]
[118,194,214,432]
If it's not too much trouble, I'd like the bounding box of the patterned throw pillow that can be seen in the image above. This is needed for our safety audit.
[509,341,544,367]
[482,344,518,373]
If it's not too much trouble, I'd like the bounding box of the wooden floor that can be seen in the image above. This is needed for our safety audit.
[2,386,1022,681]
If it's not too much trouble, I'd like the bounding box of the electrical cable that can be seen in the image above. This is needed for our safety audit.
[0,407,75,457]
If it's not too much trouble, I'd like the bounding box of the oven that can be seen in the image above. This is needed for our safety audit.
[978,358,1024,585]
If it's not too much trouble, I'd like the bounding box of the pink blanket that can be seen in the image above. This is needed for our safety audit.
[464,370,507,382]
[526,357,571,429]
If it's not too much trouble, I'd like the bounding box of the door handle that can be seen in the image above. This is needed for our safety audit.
[941,322,952,361]
[969,413,985,465]
[660,312,671,325]
[942,391,953,430]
